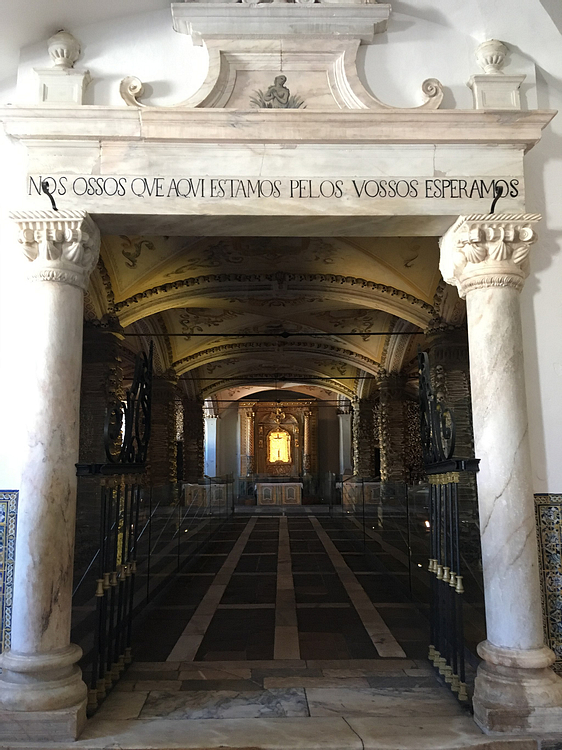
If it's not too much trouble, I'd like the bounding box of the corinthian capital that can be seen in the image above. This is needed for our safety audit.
[439,213,541,298]
[11,210,100,291]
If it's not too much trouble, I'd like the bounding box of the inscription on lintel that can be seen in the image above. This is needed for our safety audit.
[29,175,521,202]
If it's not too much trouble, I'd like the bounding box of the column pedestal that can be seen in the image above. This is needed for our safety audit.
[0,211,100,741]
[441,213,562,734]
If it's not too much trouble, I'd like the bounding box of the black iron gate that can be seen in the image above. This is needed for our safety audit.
[76,344,152,710]
[418,351,479,702]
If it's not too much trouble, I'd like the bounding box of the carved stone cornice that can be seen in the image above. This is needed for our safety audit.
[11,210,100,291]
[440,213,541,298]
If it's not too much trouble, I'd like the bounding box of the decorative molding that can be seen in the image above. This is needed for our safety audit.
[383,318,419,374]
[475,40,509,75]
[179,307,243,339]
[114,272,435,329]
[119,236,156,269]
[84,255,116,321]
[120,3,443,111]
[200,373,355,400]
[47,31,81,69]
[469,39,524,110]
[313,309,384,341]
[535,494,562,675]
[221,295,324,308]
[174,340,383,377]
[0,108,554,152]
[11,210,100,291]
[0,491,18,655]
[35,32,90,105]
[163,238,338,276]
[440,213,541,298]
[127,316,172,375]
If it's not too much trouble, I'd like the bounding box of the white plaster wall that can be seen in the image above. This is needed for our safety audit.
[1,0,562,492]
[216,405,240,478]
[317,406,340,477]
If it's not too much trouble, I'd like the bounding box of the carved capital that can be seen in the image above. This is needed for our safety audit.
[11,211,100,291]
[440,213,541,298]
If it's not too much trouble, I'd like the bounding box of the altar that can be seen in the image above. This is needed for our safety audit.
[256,482,303,506]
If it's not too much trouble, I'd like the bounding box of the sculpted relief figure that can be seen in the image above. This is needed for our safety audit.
[263,76,290,107]
[251,75,306,109]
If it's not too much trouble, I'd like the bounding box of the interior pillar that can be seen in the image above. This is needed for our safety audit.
[240,404,255,476]
[441,213,562,733]
[378,375,407,504]
[303,409,312,474]
[351,396,377,478]
[183,396,205,482]
[147,373,178,488]
[337,405,353,476]
[0,211,100,741]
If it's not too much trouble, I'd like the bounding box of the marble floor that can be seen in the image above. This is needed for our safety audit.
[61,512,536,750]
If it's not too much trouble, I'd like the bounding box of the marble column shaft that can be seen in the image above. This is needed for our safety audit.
[0,211,100,738]
[303,410,312,473]
[338,408,353,476]
[441,213,562,733]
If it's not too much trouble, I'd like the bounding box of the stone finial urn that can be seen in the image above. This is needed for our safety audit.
[475,39,508,74]
[47,30,80,69]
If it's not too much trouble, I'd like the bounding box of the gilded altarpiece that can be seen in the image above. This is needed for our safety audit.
[238,401,317,477]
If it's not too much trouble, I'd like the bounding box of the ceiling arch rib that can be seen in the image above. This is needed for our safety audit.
[174,340,382,378]
[113,274,435,330]
[202,377,356,401]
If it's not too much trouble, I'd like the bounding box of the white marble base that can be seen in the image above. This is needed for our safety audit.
[0,699,86,741]
[473,655,562,734]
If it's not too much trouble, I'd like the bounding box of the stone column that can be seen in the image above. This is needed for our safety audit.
[243,406,255,476]
[303,410,312,474]
[338,405,353,476]
[378,375,407,503]
[147,373,178,488]
[183,397,205,482]
[0,211,100,741]
[441,213,562,733]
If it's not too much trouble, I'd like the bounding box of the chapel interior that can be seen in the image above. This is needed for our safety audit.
[70,230,485,719]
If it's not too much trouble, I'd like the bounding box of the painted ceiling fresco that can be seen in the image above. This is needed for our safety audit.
[89,234,456,400]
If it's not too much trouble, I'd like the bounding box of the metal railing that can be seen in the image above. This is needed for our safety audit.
[72,476,233,712]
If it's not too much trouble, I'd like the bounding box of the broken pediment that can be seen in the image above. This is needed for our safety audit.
[120,1,443,110]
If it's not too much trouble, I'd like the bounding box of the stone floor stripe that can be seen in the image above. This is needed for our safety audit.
[167,517,258,661]
[274,516,300,659]
[308,516,406,659]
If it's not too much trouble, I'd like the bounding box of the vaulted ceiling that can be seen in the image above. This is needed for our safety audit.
[86,233,463,401]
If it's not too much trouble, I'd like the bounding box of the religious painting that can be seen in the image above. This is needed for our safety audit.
[268,428,291,464]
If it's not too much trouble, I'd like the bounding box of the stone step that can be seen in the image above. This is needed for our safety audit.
[5,715,540,750]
